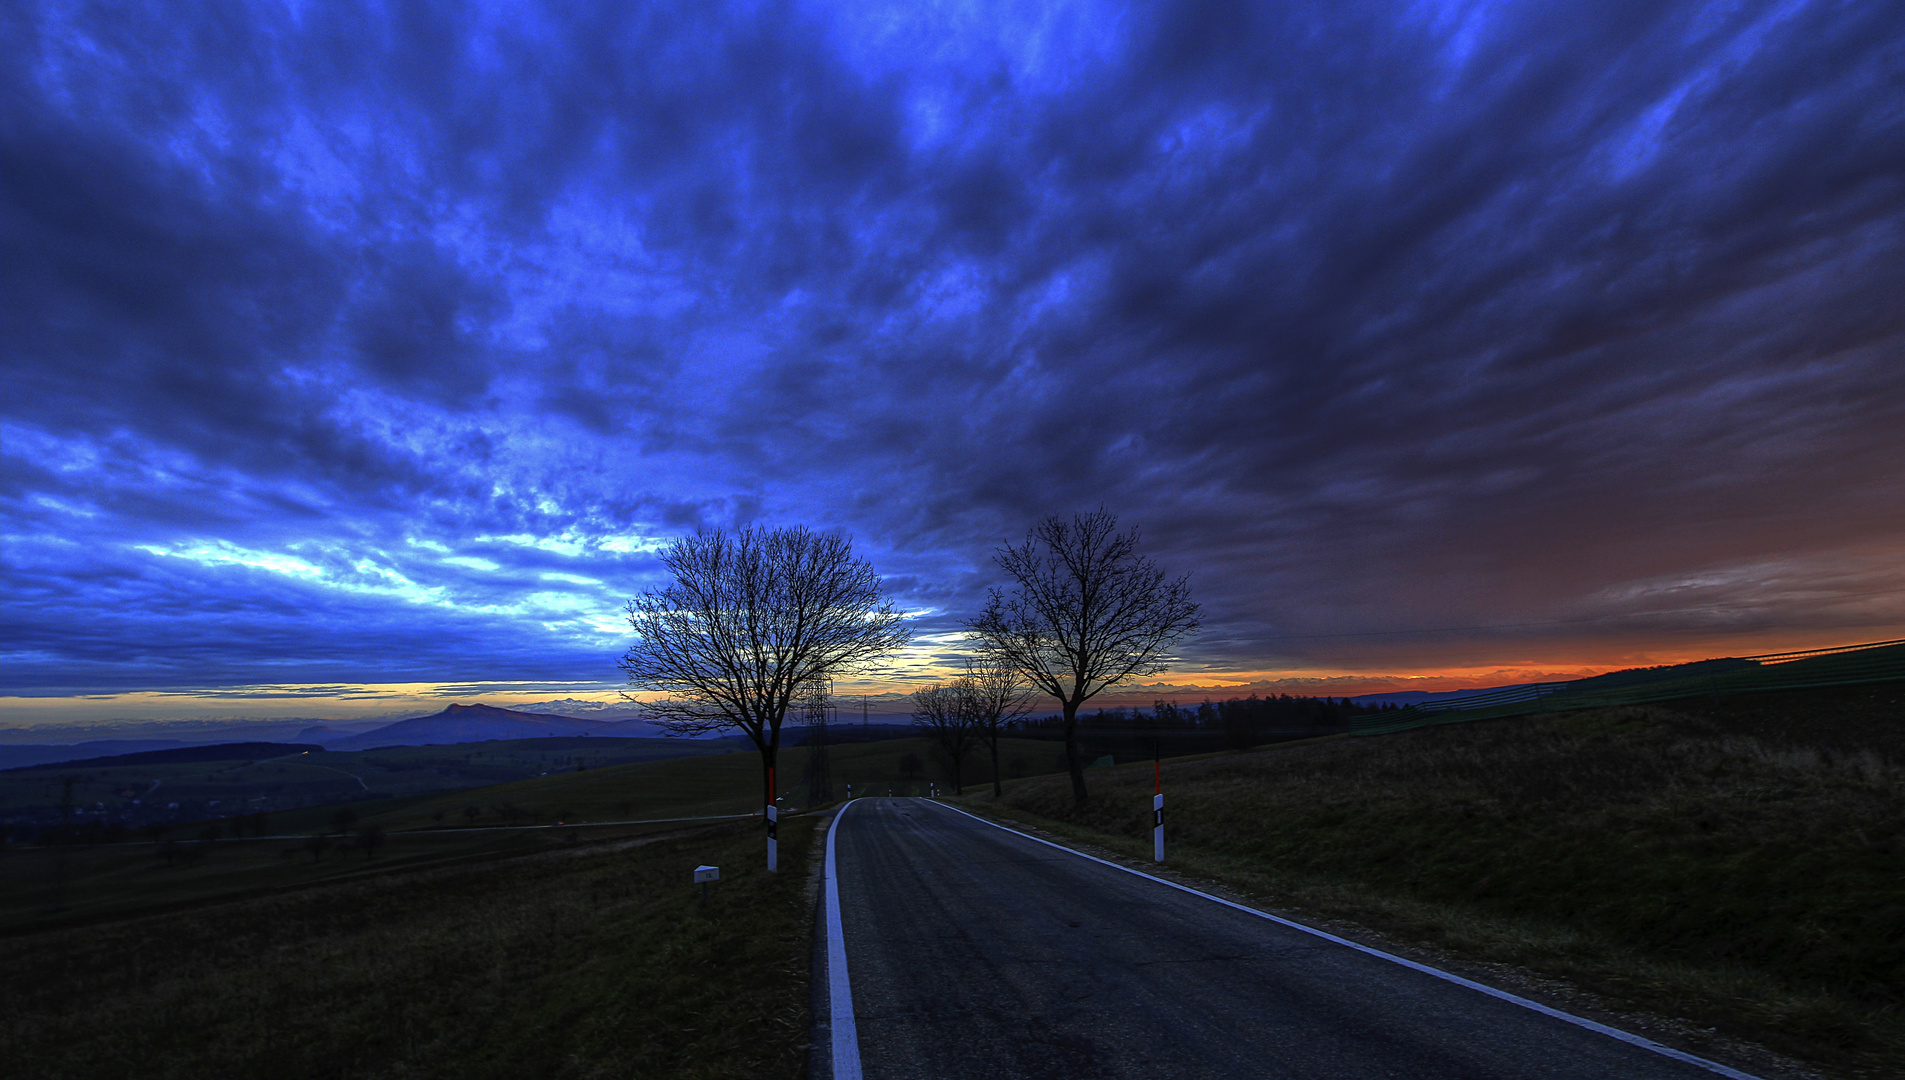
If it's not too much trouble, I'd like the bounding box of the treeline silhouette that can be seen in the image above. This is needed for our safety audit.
[1003,693,1401,759]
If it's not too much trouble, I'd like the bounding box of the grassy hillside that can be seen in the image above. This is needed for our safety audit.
[0,816,816,1080]
[307,734,1065,834]
[0,736,741,831]
[0,728,1074,1077]
[2,734,1068,932]
[972,684,1905,1078]
[1,815,716,929]
[3,729,1065,841]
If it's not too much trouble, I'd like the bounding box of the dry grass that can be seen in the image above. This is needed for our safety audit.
[0,817,816,1080]
[2,735,1034,934]
[979,690,1905,1077]
[280,734,1059,834]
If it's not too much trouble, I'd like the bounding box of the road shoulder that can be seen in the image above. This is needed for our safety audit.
[806,805,839,1080]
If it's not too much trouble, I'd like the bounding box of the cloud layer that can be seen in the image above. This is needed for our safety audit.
[4,0,1903,706]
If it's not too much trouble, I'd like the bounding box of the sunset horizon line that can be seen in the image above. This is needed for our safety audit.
[7,627,1901,730]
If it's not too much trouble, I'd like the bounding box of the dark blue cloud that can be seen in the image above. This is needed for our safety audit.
[4,0,1904,698]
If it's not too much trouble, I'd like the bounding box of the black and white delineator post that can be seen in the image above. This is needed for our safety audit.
[1153,741,1164,863]
[767,765,779,872]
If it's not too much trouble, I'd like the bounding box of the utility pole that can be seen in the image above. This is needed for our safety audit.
[803,679,834,805]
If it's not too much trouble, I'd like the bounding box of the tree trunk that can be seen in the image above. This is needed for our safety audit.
[989,736,1003,798]
[761,739,778,813]
[1063,702,1088,803]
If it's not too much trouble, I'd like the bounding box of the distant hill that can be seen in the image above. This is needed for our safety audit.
[1350,685,1529,707]
[2,741,321,772]
[0,739,190,771]
[1350,659,1760,707]
[329,703,621,749]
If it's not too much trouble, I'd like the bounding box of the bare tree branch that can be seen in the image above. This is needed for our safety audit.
[965,510,1199,803]
[910,682,981,795]
[619,525,911,811]
[959,656,1035,797]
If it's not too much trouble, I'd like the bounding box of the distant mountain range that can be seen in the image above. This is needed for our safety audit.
[0,702,688,769]
[309,702,673,749]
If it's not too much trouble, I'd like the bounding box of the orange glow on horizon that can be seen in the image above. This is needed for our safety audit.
[4,627,1900,727]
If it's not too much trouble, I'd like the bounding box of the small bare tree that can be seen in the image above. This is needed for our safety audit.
[910,683,980,795]
[960,657,1035,797]
[620,525,910,817]
[967,510,1199,804]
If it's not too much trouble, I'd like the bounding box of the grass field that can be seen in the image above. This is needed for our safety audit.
[1,816,718,930]
[0,815,818,1080]
[968,682,1905,1078]
[0,727,1068,1078]
[2,728,1069,839]
[2,734,1068,933]
[275,734,1068,835]
[15,689,1900,1077]
[0,737,743,830]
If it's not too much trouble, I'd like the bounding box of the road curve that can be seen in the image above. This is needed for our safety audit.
[830,797,1752,1080]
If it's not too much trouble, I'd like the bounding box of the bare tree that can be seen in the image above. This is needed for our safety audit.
[620,525,911,816]
[960,657,1035,797]
[967,510,1199,804]
[910,683,980,795]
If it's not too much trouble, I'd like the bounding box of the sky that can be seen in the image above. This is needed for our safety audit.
[4,0,1903,730]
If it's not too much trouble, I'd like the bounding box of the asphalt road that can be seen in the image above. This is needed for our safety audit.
[829,797,1751,1080]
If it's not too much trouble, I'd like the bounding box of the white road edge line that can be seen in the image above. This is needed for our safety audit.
[826,799,864,1080]
[927,799,1762,1080]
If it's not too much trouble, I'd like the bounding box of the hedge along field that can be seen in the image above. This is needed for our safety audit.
[976,689,1905,1079]
[0,816,817,1080]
